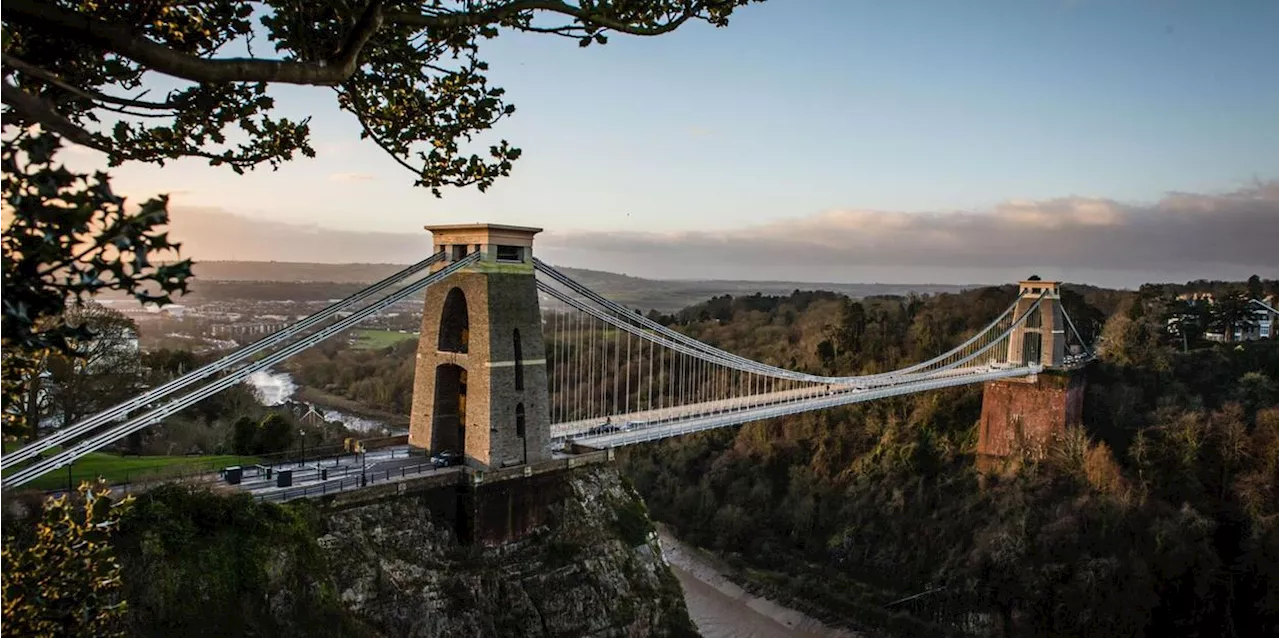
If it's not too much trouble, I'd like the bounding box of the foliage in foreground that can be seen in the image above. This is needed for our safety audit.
[1,135,192,439]
[111,485,347,637]
[1,480,134,637]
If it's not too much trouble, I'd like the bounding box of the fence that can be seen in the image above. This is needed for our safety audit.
[24,434,413,496]
[252,448,615,504]
[253,456,444,503]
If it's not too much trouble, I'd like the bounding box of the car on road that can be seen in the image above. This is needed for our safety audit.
[586,424,623,435]
[431,450,463,468]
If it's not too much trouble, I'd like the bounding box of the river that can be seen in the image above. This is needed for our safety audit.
[658,528,862,638]
[244,370,392,433]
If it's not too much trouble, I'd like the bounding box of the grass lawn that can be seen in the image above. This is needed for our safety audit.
[352,328,419,350]
[2,445,259,492]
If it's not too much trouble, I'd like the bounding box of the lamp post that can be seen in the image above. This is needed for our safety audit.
[298,430,306,466]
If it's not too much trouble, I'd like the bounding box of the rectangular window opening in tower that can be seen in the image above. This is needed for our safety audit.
[496,245,524,262]
[513,328,524,391]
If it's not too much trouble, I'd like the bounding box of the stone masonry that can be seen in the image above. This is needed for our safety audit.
[408,224,551,469]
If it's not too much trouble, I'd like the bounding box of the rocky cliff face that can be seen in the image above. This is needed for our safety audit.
[112,465,696,637]
[321,467,695,637]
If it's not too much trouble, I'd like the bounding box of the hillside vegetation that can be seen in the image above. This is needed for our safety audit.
[617,285,1277,636]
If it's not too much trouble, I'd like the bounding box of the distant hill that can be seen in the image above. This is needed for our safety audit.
[188,260,981,312]
[191,261,408,284]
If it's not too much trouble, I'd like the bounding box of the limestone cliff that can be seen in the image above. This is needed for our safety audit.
[112,465,696,637]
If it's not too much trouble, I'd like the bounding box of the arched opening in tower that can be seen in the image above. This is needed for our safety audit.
[432,364,467,455]
[439,287,469,353]
[1023,330,1042,364]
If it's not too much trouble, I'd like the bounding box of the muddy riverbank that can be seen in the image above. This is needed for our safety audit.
[658,527,863,638]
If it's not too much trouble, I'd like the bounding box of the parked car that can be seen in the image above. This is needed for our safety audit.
[431,450,463,468]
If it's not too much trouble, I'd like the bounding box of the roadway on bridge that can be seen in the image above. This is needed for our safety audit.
[196,366,1037,502]
[563,364,1041,448]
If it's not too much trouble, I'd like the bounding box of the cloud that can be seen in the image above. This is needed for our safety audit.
[164,207,428,264]
[535,182,1279,288]
[159,182,1279,289]
[328,172,377,183]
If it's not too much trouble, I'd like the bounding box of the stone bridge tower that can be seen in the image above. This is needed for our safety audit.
[977,279,1085,469]
[1005,279,1066,367]
[409,224,551,469]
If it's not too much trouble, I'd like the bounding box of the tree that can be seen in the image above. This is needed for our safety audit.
[1209,289,1255,342]
[1,480,134,637]
[1234,372,1278,420]
[1165,298,1208,350]
[255,413,293,455]
[1246,274,1263,300]
[1,0,763,437]
[1098,307,1169,372]
[230,416,257,456]
[1059,286,1105,347]
[815,339,836,367]
[1,135,192,439]
[836,299,867,354]
[141,348,201,379]
[43,303,146,431]
[2,0,759,183]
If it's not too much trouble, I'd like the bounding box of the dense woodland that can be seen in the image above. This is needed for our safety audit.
[619,284,1278,637]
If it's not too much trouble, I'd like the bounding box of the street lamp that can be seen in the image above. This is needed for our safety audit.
[361,447,368,487]
[298,429,306,466]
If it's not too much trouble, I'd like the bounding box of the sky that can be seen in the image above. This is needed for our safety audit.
[62,0,1279,288]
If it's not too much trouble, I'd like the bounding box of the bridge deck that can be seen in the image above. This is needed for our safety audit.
[93,366,1042,504]
[563,365,1042,448]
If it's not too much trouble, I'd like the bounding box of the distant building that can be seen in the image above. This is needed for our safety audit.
[145,303,186,318]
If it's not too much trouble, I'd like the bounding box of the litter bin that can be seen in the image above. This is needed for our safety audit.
[223,466,242,485]
[276,469,293,488]
[320,468,328,481]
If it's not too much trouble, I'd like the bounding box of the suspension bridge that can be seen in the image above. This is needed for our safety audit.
[3,224,1094,493]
